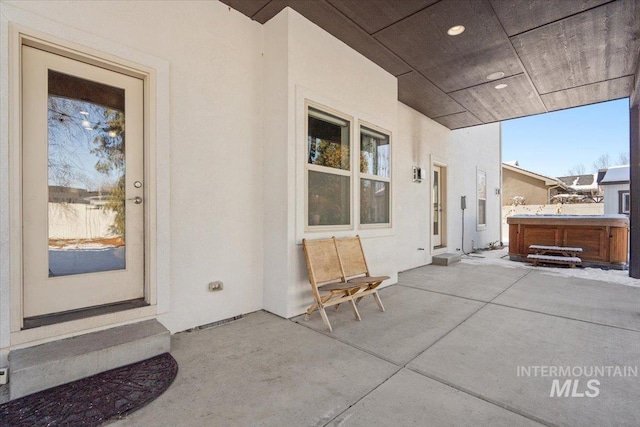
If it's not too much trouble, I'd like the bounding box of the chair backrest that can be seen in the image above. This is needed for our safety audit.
[335,235,369,278]
[302,238,344,286]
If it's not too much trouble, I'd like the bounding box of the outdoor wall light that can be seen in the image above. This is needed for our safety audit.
[413,166,426,183]
[447,25,465,36]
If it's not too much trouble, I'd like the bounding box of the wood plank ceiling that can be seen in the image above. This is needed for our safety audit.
[221,0,640,129]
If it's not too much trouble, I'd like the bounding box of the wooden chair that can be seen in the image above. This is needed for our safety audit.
[335,235,388,312]
[302,237,363,332]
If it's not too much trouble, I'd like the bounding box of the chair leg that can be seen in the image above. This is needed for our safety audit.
[319,306,333,332]
[373,291,385,312]
[306,301,319,318]
[348,297,362,321]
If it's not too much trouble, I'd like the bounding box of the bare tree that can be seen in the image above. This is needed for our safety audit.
[567,164,586,175]
[618,152,629,165]
[567,152,628,177]
[592,154,610,171]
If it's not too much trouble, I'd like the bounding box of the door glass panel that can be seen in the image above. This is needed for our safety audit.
[433,170,439,235]
[47,70,126,276]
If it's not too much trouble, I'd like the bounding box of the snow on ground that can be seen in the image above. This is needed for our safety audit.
[49,246,125,276]
[461,248,640,288]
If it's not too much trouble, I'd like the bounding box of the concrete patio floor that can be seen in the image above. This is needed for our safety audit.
[113,259,640,427]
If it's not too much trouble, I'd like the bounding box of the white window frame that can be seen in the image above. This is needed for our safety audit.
[304,102,354,232]
[358,121,392,229]
[296,88,395,241]
[620,190,630,214]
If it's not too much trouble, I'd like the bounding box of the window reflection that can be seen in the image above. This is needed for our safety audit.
[47,71,126,276]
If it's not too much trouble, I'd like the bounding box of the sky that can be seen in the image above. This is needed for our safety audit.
[501,98,630,178]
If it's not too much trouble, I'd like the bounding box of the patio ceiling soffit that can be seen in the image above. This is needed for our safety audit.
[221,0,640,129]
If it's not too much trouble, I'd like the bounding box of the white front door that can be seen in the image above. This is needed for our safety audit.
[22,46,145,318]
[433,165,442,247]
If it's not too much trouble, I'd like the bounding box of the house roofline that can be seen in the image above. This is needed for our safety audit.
[502,163,566,188]
[600,180,629,186]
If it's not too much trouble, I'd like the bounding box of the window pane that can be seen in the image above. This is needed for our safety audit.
[360,179,389,224]
[308,108,350,170]
[308,171,350,226]
[478,199,486,226]
[360,127,390,177]
[623,193,630,213]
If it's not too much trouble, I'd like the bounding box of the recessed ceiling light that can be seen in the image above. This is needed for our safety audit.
[487,71,505,80]
[80,111,89,116]
[495,83,508,90]
[447,25,465,36]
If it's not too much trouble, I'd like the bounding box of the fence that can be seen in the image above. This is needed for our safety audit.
[48,202,118,240]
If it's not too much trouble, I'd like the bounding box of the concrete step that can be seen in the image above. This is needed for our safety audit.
[8,319,170,400]
[432,253,462,266]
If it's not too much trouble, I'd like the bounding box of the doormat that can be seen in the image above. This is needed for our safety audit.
[0,352,178,427]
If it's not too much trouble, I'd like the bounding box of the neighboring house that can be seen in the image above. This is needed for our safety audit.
[502,162,566,205]
[599,165,630,215]
[556,174,603,203]
[48,186,105,205]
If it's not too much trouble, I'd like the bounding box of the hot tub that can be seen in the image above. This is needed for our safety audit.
[507,215,629,269]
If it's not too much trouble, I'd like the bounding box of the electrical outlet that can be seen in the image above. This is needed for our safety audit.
[0,368,8,385]
[208,281,223,292]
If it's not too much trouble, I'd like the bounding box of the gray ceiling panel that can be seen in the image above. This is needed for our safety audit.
[542,76,634,111]
[224,0,638,129]
[433,112,483,129]
[398,72,466,118]
[220,0,272,18]
[326,0,438,34]
[375,0,523,93]
[511,0,640,94]
[450,74,547,122]
[490,0,611,36]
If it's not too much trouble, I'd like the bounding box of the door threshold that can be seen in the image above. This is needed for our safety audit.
[23,299,149,330]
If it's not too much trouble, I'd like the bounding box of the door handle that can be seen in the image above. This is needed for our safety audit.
[128,196,143,204]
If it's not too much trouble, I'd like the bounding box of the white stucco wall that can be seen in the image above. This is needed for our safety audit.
[395,103,450,271]
[448,124,503,252]
[395,104,502,271]
[263,8,400,318]
[603,183,630,215]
